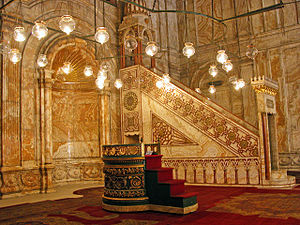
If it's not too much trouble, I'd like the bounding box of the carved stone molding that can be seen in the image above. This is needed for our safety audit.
[279,153,300,168]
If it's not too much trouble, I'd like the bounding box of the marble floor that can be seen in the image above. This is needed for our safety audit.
[0,182,104,208]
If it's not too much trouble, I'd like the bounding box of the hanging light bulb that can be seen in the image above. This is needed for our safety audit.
[100,61,110,72]
[95,27,109,44]
[208,65,218,77]
[238,79,245,89]
[9,48,22,64]
[163,73,170,84]
[156,80,163,89]
[208,85,216,94]
[13,27,26,42]
[222,60,233,72]
[37,54,48,67]
[124,36,138,52]
[61,62,73,74]
[233,79,245,90]
[84,65,93,77]
[182,42,195,58]
[97,70,107,80]
[114,79,123,89]
[145,41,159,57]
[95,76,105,89]
[246,44,259,60]
[234,81,240,90]
[59,15,76,35]
[216,50,228,64]
[32,21,48,40]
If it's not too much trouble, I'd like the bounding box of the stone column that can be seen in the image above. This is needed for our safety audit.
[99,81,111,147]
[251,76,295,187]
[39,69,54,193]
[0,59,22,195]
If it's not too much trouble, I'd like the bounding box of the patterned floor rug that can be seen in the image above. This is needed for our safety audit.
[1,186,300,225]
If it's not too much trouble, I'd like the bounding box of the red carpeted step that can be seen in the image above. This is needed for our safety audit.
[147,168,173,182]
[145,155,163,169]
[159,179,185,195]
[171,191,198,199]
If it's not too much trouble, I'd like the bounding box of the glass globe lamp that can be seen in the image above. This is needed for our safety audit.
[84,65,93,77]
[216,50,228,64]
[9,48,22,64]
[233,80,240,90]
[163,73,170,84]
[124,36,138,52]
[97,70,107,80]
[246,44,259,60]
[32,21,48,40]
[238,79,245,89]
[95,27,109,44]
[208,85,216,94]
[13,27,26,42]
[182,42,195,58]
[222,60,233,72]
[114,79,123,89]
[209,65,218,77]
[37,54,48,67]
[145,41,159,57]
[59,15,76,35]
[156,80,163,89]
[95,76,105,89]
[61,62,73,74]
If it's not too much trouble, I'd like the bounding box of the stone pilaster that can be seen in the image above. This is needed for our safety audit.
[251,76,295,187]
[39,69,55,193]
[99,81,112,147]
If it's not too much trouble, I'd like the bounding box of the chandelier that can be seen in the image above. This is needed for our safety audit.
[9,49,22,64]
[37,54,48,68]
[59,15,76,35]
[95,27,109,44]
[182,42,195,58]
[13,27,26,42]
[32,21,48,40]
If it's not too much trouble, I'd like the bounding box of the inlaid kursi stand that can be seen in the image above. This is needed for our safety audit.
[102,143,198,214]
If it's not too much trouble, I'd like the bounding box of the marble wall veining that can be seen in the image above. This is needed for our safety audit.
[178,0,300,170]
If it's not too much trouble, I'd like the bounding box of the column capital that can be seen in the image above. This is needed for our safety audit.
[251,76,278,114]
[251,76,278,96]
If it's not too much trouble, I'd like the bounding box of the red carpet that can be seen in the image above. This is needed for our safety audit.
[1,185,300,224]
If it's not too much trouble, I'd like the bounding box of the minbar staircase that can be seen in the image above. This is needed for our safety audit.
[145,155,198,214]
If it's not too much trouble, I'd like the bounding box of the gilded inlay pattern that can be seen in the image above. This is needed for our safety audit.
[122,70,139,91]
[252,85,278,96]
[103,167,144,175]
[104,189,146,198]
[124,92,138,111]
[124,112,140,132]
[139,67,259,157]
[102,145,141,157]
[152,113,198,146]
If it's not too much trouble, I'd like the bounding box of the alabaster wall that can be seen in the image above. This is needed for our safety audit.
[0,0,182,196]
[176,0,300,170]
[0,0,119,195]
